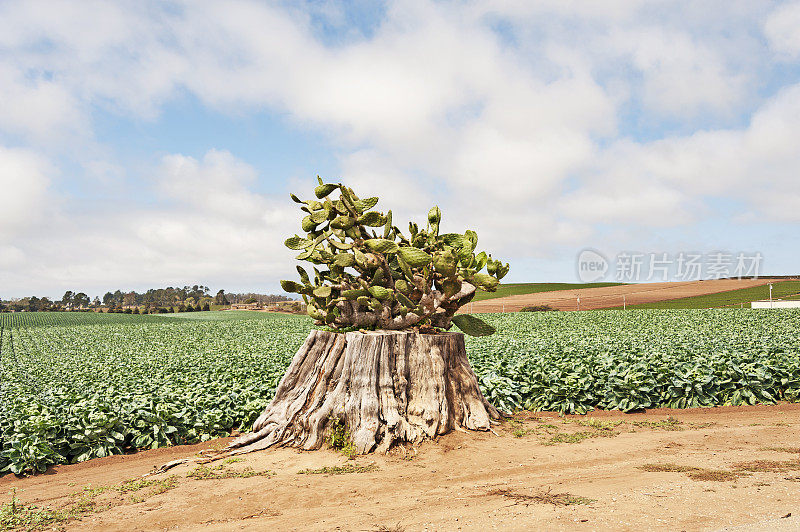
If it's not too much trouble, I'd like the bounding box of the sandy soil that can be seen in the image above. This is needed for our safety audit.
[3,404,800,531]
[467,278,783,312]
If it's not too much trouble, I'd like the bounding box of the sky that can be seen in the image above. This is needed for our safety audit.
[1,0,800,299]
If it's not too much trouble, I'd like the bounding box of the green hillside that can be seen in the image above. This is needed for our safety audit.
[472,282,625,302]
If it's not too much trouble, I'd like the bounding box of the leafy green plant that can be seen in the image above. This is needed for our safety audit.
[280,179,509,335]
[327,417,358,459]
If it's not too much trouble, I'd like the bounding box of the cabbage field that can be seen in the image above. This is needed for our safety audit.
[2,309,799,475]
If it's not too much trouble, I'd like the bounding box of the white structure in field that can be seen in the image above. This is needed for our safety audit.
[751,300,800,309]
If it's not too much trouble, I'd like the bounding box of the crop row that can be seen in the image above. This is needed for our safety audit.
[2,309,799,475]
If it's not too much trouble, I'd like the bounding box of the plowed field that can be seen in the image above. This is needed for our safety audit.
[467,278,781,312]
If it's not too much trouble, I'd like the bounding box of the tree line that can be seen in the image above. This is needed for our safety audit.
[0,285,293,313]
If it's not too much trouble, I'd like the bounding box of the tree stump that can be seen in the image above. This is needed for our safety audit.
[226,329,501,455]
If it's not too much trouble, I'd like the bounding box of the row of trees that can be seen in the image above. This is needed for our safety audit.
[101,285,214,308]
[1,286,295,313]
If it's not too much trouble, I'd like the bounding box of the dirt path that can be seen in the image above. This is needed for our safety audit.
[3,404,800,531]
[467,278,781,312]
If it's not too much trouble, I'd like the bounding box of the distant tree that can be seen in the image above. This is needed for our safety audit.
[92,296,101,307]
[133,307,140,315]
[202,302,210,311]
[61,291,74,308]
[74,293,90,308]
[244,297,258,304]
[178,304,187,313]
[123,292,136,307]
[168,307,174,313]
[102,292,114,306]
[214,290,229,306]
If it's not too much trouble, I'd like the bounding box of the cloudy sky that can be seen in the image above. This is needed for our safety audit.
[2,0,800,299]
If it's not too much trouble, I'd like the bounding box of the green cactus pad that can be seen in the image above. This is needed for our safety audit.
[334,253,356,267]
[451,314,496,337]
[428,205,441,224]
[396,291,415,309]
[310,209,330,224]
[432,250,457,277]
[342,288,369,300]
[440,233,470,249]
[398,246,432,268]
[313,286,332,298]
[314,183,338,198]
[328,239,354,250]
[469,273,499,291]
[368,286,393,300]
[383,210,393,238]
[441,278,462,298]
[365,239,399,254]
[285,236,312,250]
[331,215,355,230]
[296,266,311,285]
[394,279,410,294]
[358,211,385,226]
[354,197,378,212]
[307,304,324,320]
[280,280,304,293]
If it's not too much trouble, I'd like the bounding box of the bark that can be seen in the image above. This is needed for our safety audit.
[226,329,501,455]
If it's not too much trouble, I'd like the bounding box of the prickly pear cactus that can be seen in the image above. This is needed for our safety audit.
[280,178,510,336]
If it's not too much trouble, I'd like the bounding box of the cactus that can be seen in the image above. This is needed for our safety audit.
[280,179,510,335]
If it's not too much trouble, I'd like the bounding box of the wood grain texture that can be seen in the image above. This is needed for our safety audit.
[226,330,500,454]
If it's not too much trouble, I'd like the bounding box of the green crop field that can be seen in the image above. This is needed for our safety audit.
[471,282,625,301]
[1,309,799,475]
[614,280,800,309]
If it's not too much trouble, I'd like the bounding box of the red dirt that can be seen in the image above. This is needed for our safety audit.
[3,404,800,531]
[467,278,783,312]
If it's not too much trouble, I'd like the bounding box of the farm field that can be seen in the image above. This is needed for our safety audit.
[613,280,800,309]
[468,278,785,312]
[2,309,799,478]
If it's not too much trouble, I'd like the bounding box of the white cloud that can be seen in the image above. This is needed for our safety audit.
[621,28,747,118]
[158,150,272,221]
[559,82,800,227]
[0,146,55,240]
[0,65,87,144]
[764,1,800,58]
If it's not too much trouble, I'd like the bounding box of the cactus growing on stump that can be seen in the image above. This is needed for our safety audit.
[225,179,508,456]
[281,177,509,335]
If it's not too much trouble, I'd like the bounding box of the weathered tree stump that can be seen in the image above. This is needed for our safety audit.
[226,329,501,455]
